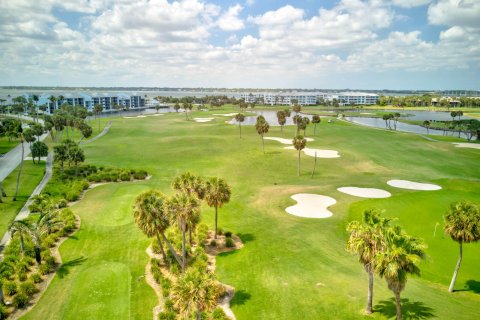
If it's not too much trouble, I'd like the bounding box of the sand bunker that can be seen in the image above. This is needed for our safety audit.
[123,115,148,119]
[213,113,238,117]
[338,187,391,198]
[387,180,441,191]
[24,157,47,161]
[284,146,340,158]
[265,137,315,145]
[194,118,214,123]
[453,143,480,150]
[147,114,164,117]
[285,193,336,218]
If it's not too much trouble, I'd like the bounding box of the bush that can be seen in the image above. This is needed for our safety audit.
[0,303,8,319]
[163,298,175,312]
[225,237,235,248]
[158,311,176,320]
[12,292,29,308]
[30,273,43,284]
[39,263,52,275]
[57,199,68,208]
[211,308,228,320]
[160,277,172,297]
[45,256,57,269]
[18,271,27,282]
[20,281,38,296]
[65,190,80,202]
[217,228,223,236]
[224,231,232,238]
[169,263,180,276]
[133,170,148,180]
[4,281,18,295]
[119,171,130,181]
[151,240,163,255]
[16,261,30,274]
[210,240,217,247]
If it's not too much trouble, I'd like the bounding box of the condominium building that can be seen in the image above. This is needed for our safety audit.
[333,92,379,105]
[32,92,145,114]
[240,91,378,106]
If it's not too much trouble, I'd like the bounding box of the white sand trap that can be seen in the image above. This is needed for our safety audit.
[360,112,374,115]
[453,143,480,150]
[285,193,336,218]
[213,113,238,117]
[194,117,214,123]
[137,115,147,118]
[387,180,441,191]
[147,114,164,117]
[338,187,391,198]
[284,146,340,158]
[265,137,315,145]
[123,116,136,119]
[24,157,47,161]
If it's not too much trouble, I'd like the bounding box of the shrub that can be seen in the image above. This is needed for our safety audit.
[16,261,30,274]
[0,303,8,319]
[133,170,148,180]
[20,281,38,296]
[217,228,223,236]
[158,311,176,320]
[39,263,52,275]
[224,231,232,238]
[4,281,17,295]
[211,308,228,320]
[12,292,29,308]
[57,199,68,208]
[163,298,175,312]
[45,256,57,269]
[210,240,217,247]
[169,263,180,276]
[160,277,172,297]
[225,237,235,248]
[119,171,130,181]
[65,190,79,202]
[18,271,27,282]
[30,273,43,284]
[151,240,163,254]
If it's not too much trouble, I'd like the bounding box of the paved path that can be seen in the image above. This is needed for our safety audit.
[0,151,53,250]
[0,115,46,181]
[80,121,112,145]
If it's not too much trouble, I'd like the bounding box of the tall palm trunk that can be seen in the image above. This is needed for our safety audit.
[214,205,218,239]
[161,232,183,267]
[366,265,373,314]
[181,220,187,272]
[13,141,24,201]
[449,241,462,292]
[155,234,167,262]
[394,289,402,320]
[298,150,301,176]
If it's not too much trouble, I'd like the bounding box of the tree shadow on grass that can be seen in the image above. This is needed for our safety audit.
[455,280,480,294]
[236,233,255,244]
[374,298,435,319]
[230,290,251,307]
[57,256,88,279]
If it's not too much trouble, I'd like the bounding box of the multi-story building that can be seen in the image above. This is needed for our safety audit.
[241,92,320,105]
[33,92,145,114]
[333,92,379,105]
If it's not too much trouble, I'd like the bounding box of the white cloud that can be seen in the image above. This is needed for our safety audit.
[391,0,431,8]
[217,4,245,31]
[428,0,480,28]
[245,0,255,6]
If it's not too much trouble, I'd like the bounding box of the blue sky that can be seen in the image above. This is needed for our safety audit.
[0,0,479,89]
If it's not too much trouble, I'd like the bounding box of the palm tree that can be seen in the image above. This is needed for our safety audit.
[171,269,220,320]
[292,103,301,114]
[302,117,310,136]
[255,115,269,154]
[444,201,480,292]
[346,209,391,314]
[48,95,57,113]
[93,104,103,132]
[31,141,48,164]
[293,135,306,176]
[68,146,85,177]
[276,111,286,132]
[235,113,245,138]
[24,211,62,264]
[423,120,430,134]
[312,115,321,135]
[205,177,231,239]
[54,144,69,172]
[172,172,206,200]
[9,220,30,253]
[133,190,182,266]
[376,226,426,320]
[13,126,24,201]
[166,193,200,272]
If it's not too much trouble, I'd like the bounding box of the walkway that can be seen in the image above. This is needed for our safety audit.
[0,151,53,250]
[80,121,112,145]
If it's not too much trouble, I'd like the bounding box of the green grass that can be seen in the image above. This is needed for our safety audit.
[0,137,18,155]
[0,160,45,235]
[24,108,480,319]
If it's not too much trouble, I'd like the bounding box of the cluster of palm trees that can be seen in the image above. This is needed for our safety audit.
[382,113,401,130]
[347,209,426,320]
[133,172,231,271]
[44,105,92,143]
[347,201,480,320]
[133,173,231,319]
[53,140,85,176]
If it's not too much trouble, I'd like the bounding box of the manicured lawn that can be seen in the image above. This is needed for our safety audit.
[0,160,45,236]
[24,108,480,319]
[0,137,18,155]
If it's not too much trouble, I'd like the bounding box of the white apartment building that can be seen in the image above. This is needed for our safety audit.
[333,92,379,105]
[241,91,378,106]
